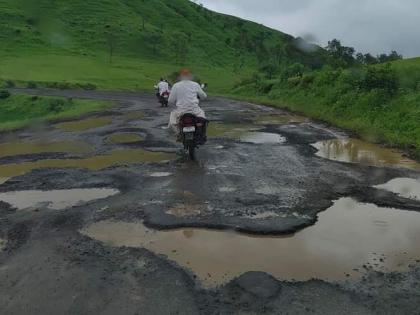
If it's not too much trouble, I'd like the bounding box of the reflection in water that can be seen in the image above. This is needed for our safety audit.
[81,198,420,287]
[0,188,119,210]
[313,138,420,169]
[375,178,420,200]
[0,149,175,179]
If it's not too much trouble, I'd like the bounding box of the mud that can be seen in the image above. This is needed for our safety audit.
[0,188,119,210]
[1,89,420,314]
[313,138,420,169]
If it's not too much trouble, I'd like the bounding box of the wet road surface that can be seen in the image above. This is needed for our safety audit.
[1,89,420,314]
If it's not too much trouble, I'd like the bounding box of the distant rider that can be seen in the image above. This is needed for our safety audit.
[168,69,207,135]
[154,78,170,104]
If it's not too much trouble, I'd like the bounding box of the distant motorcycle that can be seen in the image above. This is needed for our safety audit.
[160,91,170,107]
[179,114,208,160]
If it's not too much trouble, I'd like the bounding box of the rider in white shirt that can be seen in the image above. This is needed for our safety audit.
[168,69,207,134]
[156,78,170,96]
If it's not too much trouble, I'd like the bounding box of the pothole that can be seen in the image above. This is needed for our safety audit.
[0,188,119,211]
[166,204,204,217]
[375,178,420,200]
[0,141,93,158]
[312,138,420,169]
[207,123,261,139]
[149,172,172,178]
[81,198,420,287]
[240,132,286,144]
[253,113,307,125]
[0,149,176,179]
[106,133,143,144]
[55,117,112,132]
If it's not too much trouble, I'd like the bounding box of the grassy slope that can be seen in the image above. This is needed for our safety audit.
[0,0,318,93]
[232,58,420,157]
[0,94,111,130]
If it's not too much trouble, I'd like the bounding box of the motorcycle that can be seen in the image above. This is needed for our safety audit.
[160,91,170,107]
[179,114,209,160]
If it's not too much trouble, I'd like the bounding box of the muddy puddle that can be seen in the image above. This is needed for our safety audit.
[149,172,172,178]
[240,132,286,144]
[55,117,112,132]
[106,133,143,144]
[81,198,420,287]
[253,113,307,125]
[0,188,119,211]
[207,123,260,139]
[0,141,92,158]
[0,149,175,179]
[313,138,420,169]
[375,178,420,200]
[207,123,284,144]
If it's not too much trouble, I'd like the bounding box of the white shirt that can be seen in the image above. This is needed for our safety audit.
[157,81,170,95]
[168,80,207,112]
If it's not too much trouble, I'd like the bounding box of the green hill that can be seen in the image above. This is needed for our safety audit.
[0,0,326,92]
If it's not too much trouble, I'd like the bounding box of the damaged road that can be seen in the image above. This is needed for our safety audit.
[1,89,420,314]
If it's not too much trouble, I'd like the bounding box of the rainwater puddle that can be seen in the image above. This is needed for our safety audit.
[106,133,143,144]
[375,178,420,200]
[0,141,93,158]
[312,138,420,169]
[81,198,420,287]
[240,132,286,144]
[0,188,119,211]
[254,113,307,125]
[55,117,112,132]
[149,172,172,178]
[0,149,175,179]
[207,123,260,139]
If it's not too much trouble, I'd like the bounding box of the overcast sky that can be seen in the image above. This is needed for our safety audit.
[198,0,420,58]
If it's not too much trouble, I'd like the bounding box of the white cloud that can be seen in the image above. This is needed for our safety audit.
[198,0,420,57]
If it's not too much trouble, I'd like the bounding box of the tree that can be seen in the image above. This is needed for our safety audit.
[326,39,355,66]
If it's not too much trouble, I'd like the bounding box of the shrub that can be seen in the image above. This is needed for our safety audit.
[362,65,399,96]
[26,81,37,88]
[47,99,67,113]
[0,90,11,99]
[3,80,15,88]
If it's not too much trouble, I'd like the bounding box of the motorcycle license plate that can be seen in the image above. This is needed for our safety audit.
[183,126,196,132]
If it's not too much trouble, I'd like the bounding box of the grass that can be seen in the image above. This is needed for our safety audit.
[0,93,112,131]
[230,60,420,158]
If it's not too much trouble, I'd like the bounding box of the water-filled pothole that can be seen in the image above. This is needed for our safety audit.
[240,132,286,144]
[0,141,93,158]
[375,178,420,200]
[81,198,420,287]
[0,188,119,211]
[106,133,143,144]
[312,138,420,169]
[55,117,112,132]
[149,172,172,178]
[0,149,175,179]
